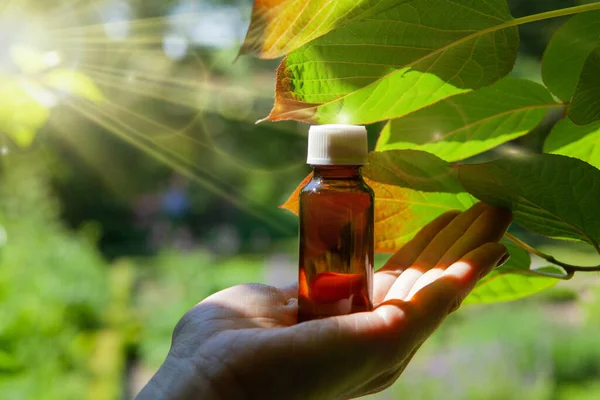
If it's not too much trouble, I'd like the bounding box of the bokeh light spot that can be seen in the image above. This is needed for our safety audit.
[163,33,188,61]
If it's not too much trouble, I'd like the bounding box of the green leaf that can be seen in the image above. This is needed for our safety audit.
[458,154,600,246]
[376,78,559,161]
[240,0,407,59]
[465,240,559,304]
[263,0,519,124]
[544,118,600,169]
[542,10,600,102]
[43,69,104,104]
[570,47,600,125]
[364,149,467,193]
[0,349,23,372]
[0,77,50,147]
[363,150,474,251]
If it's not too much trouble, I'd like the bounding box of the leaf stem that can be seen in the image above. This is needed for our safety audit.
[505,233,600,278]
[509,2,600,27]
[529,268,573,280]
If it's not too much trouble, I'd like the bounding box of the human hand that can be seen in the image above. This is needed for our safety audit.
[137,203,512,400]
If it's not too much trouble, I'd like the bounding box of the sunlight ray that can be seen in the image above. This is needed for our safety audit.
[53,35,168,45]
[48,11,204,35]
[58,46,165,55]
[77,63,215,93]
[80,69,268,127]
[81,70,202,108]
[48,117,135,198]
[77,62,272,101]
[64,98,294,234]
[99,96,304,174]
[29,0,97,31]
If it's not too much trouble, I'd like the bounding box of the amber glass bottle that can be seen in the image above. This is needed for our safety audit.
[298,125,374,322]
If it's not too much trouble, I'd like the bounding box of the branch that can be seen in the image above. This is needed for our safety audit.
[505,233,600,278]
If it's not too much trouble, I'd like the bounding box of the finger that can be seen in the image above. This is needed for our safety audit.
[405,206,512,301]
[287,244,506,398]
[436,205,512,269]
[412,202,489,270]
[414,242,507,311]
[398,242,507,314]
[405,268,445,301]
[382,203,488,303]
[373,210,461,304]
[377,210,462,273]
[375,242,507,333]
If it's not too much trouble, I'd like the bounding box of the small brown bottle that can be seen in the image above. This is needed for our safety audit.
[298,125,374,322]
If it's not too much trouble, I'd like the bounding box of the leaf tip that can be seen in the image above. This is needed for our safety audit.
[265,58,320,123]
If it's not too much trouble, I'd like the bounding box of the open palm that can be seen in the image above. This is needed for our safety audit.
[138,203,511,400]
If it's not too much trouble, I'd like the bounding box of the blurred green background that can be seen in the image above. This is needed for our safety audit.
[1,0,600,399]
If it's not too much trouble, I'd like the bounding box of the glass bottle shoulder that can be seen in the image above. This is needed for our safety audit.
[300,175,374,197]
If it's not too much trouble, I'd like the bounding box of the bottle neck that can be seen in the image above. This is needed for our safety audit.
[312,165,362,179]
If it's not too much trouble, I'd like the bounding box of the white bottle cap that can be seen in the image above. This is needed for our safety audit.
[307,124,368,165]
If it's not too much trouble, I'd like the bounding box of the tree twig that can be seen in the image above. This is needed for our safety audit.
[505,233,600,278]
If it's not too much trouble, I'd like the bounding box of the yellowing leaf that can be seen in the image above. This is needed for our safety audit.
[367,178,473,252]
[263,0,518,124]
[240,0,406,59]
[280,173,312,214]
[282,152,562,304]
[281,151,473,253]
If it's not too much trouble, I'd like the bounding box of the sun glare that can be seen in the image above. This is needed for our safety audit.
[0,0,300,235]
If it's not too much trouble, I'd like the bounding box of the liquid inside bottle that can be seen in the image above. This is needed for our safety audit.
[298,165,374,322]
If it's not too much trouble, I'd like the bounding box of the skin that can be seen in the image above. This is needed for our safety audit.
[137,203,512,400]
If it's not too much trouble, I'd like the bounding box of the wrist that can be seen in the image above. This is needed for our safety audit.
[136,355,222,400]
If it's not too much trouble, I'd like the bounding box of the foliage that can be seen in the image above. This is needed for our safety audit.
[464,240,559,304]
[135,251,264,368]
[458,154,600,245]
[0,154,109,399]
[363,286,600,399]
[243,0,600,303]
[0,77,50,147]
[375,78,559,161]
[541,11,600,103]
[239,0,408,59]
[262,0,519,124]
[0,152,270,396]
[570,47,600,125]
[0,44,104,148]
[544,119,600,169]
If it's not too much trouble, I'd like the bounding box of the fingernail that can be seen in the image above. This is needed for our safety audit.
[496,252,510,268]
[449,297,463,314]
